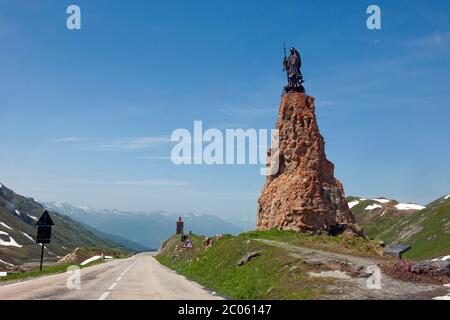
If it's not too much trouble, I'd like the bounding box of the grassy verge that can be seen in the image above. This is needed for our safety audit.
[0,247,129,283]
[0,258,105,283]
[156,230,383,300]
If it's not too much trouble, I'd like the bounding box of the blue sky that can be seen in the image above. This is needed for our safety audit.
[0,0,449,222]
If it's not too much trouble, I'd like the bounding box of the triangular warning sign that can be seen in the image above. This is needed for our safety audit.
[182,236,194,249]
[36,210,54,226]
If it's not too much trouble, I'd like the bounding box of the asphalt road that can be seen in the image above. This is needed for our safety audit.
[0,252,222,300]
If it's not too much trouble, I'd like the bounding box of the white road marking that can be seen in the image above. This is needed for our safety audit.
[98,261,137,300]
[108,282,117,291]
[98,291,110,300]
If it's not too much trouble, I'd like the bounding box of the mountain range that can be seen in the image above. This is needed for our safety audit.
[43,202,248,250]
[0,183,128,269]
[2,178,448,269]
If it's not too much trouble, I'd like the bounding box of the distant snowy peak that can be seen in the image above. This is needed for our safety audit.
[44,201,172,218]
[445,194,450,200]
[43,202,105,216]
[75,205,99,212]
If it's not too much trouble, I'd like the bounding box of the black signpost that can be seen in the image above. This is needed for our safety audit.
[36,210,54,271]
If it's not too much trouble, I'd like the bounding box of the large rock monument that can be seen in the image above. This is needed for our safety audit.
[256,47,359,236]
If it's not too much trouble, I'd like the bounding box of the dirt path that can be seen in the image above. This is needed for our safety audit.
[256,239,448,300]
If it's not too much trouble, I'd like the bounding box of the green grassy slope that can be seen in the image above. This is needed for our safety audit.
[377,196,450,260]
[156,230,382,300]
[0,246,128,282]
[348,195,450,260]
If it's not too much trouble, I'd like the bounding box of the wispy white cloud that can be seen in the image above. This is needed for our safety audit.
[79,179,190,187]
[114,179,190,187]
[405,30,450,47]
[138,156,172,160]
[50,137,90,143]
[97,136,170,150]
[49,136,171,150]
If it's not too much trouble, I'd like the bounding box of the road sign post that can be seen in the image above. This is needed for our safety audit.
[39,243,45,271]
[35,210,54,271]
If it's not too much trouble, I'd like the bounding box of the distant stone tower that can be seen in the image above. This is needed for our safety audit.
[256,92,359,235]
[176,216,184,234]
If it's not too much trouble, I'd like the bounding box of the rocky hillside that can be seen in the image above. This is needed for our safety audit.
[43,202,246,250]
[348,195,450,260]
[0,182,128,269]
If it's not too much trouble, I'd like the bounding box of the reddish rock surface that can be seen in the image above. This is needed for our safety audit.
[257,92,357,234]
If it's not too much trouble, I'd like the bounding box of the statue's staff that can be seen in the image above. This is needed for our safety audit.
[283,43,289,85]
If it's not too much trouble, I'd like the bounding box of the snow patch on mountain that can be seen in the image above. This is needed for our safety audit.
[0,231,22,247]
[395,203,425,210]
[0,258,13,267]
[27,214,38,221]
[431,255,450,262]
[365,204,382,210]
[0,222,12,230]
[348,200,359,209]
[21,232,34,242]
[81,255,102,266]
[445,194,450,200]
[372,198,390,203]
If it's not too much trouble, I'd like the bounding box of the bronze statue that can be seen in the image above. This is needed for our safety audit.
[283,45,304,93]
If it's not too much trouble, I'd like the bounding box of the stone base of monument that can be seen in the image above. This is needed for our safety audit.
[257,91,360,236]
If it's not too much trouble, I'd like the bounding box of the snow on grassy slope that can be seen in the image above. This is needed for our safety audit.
[365,204,382,210]
[0,258,13,267]
[21,232,34,242]
[348,200,359,209]
[0,222,12,230]
[372,198,390,203]
[80,255,102,266]
[395,203,425,210]
[0,231,22,247]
